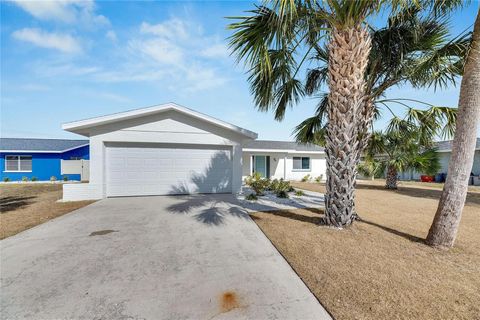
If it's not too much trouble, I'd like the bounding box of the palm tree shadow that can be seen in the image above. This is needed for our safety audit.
[166,151,249,226]
[359,219,424,243]
[356,183,480,206]
[251,208,325,225]
[0,196,37,213]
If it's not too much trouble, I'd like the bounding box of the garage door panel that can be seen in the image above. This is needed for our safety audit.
[106,145,232,197]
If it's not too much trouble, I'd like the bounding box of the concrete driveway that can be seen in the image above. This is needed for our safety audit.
[1,194,331,320]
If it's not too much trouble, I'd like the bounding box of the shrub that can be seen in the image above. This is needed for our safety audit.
[3,177,10,182]
[295,190,305,196]
[269,179,280,192]
[301,174,311,182]
[22,176,28,182]
[31,176,38,181]
[246,193,258,201]
[50,176,57,182]
[245,172,270,195]
[315,175,323,183]
[63,175,69,181]
[271,179,292,198]
[276,190,289,198]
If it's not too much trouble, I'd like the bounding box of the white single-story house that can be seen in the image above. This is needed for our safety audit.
[62,103,326,201]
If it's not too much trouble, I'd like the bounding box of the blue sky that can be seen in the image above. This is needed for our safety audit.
[1,1,478,141]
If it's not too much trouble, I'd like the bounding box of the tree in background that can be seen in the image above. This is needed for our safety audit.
[427,9,480,248]
[358,121,441,189]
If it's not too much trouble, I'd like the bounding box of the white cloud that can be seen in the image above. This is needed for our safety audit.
[33,61,99,77]
[140,19,190,41]
[11,0,109,26]
[21,16,230,93]
[123,17,229,91]
[12,28,82,53]
[106,30,117,42]
[200,43,229,59]
[130,38,184,65]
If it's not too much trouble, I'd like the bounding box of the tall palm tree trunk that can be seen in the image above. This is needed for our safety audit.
[426,9,480,248]
[324,26,371,227]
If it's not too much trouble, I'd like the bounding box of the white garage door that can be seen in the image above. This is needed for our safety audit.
[106,144,232,197]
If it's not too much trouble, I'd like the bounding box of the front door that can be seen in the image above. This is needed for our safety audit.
[252,155,270,178]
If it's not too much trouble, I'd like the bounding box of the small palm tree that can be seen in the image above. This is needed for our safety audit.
[359,124,441,189]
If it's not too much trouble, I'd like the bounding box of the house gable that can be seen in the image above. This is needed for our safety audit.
[63,103,257,141]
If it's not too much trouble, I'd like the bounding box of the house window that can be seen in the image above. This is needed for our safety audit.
[5,155,32,172]
[293,157,310,171]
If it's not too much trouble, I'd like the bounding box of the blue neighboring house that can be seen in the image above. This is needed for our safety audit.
[0,138,89,181]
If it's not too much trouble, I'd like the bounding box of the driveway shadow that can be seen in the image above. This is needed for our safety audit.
[0,196,36,213]
[167,195,249,226]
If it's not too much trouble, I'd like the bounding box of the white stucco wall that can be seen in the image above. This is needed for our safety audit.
[242,152,326,182]
[63,111,250,201]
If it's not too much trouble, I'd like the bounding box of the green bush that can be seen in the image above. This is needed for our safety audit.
[245,172,270,195]
[245,193,258,201]
[31,176,38,181]
[276,190,289,198]
[3,177,10,182]
[22,176,28,182]
[271,179,292,198]
[269,178,292,194]
[50,176,57,182]
[269,179,280,191]
[63,176,69,181]
[295,190,305,196]
[301,174,311,182]
[315,175,323,183]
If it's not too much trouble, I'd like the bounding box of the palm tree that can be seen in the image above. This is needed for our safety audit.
[229,1,386,227]
[228,1,466,227]
[359,123,441,189]
[426,9,480,248]
[294,6,468,146]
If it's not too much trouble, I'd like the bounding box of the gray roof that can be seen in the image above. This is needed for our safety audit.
[435,138,480,151]
[0,138,89,152]
[243,140,324,152]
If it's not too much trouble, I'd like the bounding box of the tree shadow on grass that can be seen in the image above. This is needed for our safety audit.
[251,208,325,225]
[167,151,250,226]
[355,184,480,206]
[358,219,425,243]
[0,196,36,213]
[251,207,426,244]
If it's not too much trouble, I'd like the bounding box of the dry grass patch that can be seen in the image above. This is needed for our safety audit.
[1,183,94,239]
[251,181,480,320]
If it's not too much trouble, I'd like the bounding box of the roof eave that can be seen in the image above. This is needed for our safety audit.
[243,148,325,154]
[62,103,258,140]
[0,143,89,154]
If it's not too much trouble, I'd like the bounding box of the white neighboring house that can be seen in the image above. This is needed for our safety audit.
[61,102,327,201]
[242,140,325,181]
[398,138,480,184]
